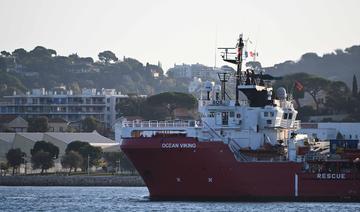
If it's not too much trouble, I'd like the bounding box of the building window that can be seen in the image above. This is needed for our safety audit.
[107,107,110,111]
[270,112,274,117]
[264,111,269,117]
[236,113,241,119]
[266,120,272,125]
[230,112,234,117]
[107,98,110,103]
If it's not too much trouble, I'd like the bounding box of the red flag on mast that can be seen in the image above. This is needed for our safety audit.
[295,80,304,91]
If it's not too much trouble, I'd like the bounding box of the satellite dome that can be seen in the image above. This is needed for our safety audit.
[276,87,287,100]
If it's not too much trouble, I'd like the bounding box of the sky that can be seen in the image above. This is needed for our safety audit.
[1,0,360,71]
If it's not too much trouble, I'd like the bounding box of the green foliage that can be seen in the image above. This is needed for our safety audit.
[0,69,27,97]
[61,151,83,174]
[296,106,317,122]
[66,141,87,153]
[274,73,331,111]
[325,81,351,113]
[1,51,11,57]
[27,116,49,132]
[102,152,121,172]
[98,51,118,63]
[31,151,54,174]
[119,152,136,173]
[0,46,188,96]
[31,140,59,159]
[0,162,9,176]
[6,148,26,175]
[102,152,136,173]
[30,141,59,174]
[352,74,358,97]
[116,92,197,120]
[336,132,344,140]
[266,45,360,87]
[65,141,103,170]
[81,117,101,132]
[116,97,146,117]
[145,92,197,119]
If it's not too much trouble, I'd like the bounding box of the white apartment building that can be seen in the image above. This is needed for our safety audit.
[0,88,130,128]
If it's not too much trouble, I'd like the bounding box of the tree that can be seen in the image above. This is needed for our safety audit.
[27,117,49,132]
[61,151,83,174]
[119,152,136,174]
[81,117,101,132]
[336,132,344,140]
[352,74,358,97]
[0,51,11,57]
[145,92,197,119]
[325,81,350,113]
[12,48,27,59]
[98,51,118,63]
[0,162,9,176]
[103,152,121,172]
[31,151,54,174]
[0,57,6,71]
[116,97,145,117]
[6,148,26,175]
[30,141,59,174]
[66,141,102,170]
[31,140,59,159]
[302,76,330,112]
[30,46,57,57]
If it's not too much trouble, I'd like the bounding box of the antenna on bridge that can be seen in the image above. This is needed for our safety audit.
[218,34,245,106]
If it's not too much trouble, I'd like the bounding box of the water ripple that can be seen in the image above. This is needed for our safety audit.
[0,186,359,212]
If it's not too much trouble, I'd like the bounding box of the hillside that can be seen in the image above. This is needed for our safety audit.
[264,45,360,86]
[1,44,360,97]
[0,47,188,97]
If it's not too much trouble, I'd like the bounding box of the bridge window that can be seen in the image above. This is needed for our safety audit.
[283,113,288,119]
[288,113,293,119]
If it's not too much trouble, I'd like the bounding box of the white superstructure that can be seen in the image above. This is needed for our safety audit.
[117,34,306,161]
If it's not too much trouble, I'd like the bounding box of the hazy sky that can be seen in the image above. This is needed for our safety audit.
[1,0,360,70]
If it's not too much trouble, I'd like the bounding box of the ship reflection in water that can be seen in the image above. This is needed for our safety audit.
[0,187,359,211]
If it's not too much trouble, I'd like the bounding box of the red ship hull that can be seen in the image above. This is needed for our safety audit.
[121,136,360,201]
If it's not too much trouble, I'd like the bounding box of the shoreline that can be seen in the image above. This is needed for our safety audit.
[0,175,145,186]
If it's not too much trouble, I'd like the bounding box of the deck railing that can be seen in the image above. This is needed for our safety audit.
[121,120,201,128]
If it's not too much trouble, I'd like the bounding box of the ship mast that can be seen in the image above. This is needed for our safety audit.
[235,34,244,106]
[218,34,245,106]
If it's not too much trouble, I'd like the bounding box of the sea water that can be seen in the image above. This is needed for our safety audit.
[0,186,359,211]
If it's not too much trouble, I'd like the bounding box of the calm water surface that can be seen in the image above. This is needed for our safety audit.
[0,186,359,211]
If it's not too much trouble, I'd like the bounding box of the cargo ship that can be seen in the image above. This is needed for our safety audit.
[118,35,360,201]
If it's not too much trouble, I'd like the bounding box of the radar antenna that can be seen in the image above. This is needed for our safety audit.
[218,34,245,106]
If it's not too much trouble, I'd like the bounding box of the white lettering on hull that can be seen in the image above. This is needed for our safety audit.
[316,173,346,180]
[161,143,197,149]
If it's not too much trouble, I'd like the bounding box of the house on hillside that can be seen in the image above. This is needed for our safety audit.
[48,118,69,132]
[0,115,28,132]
